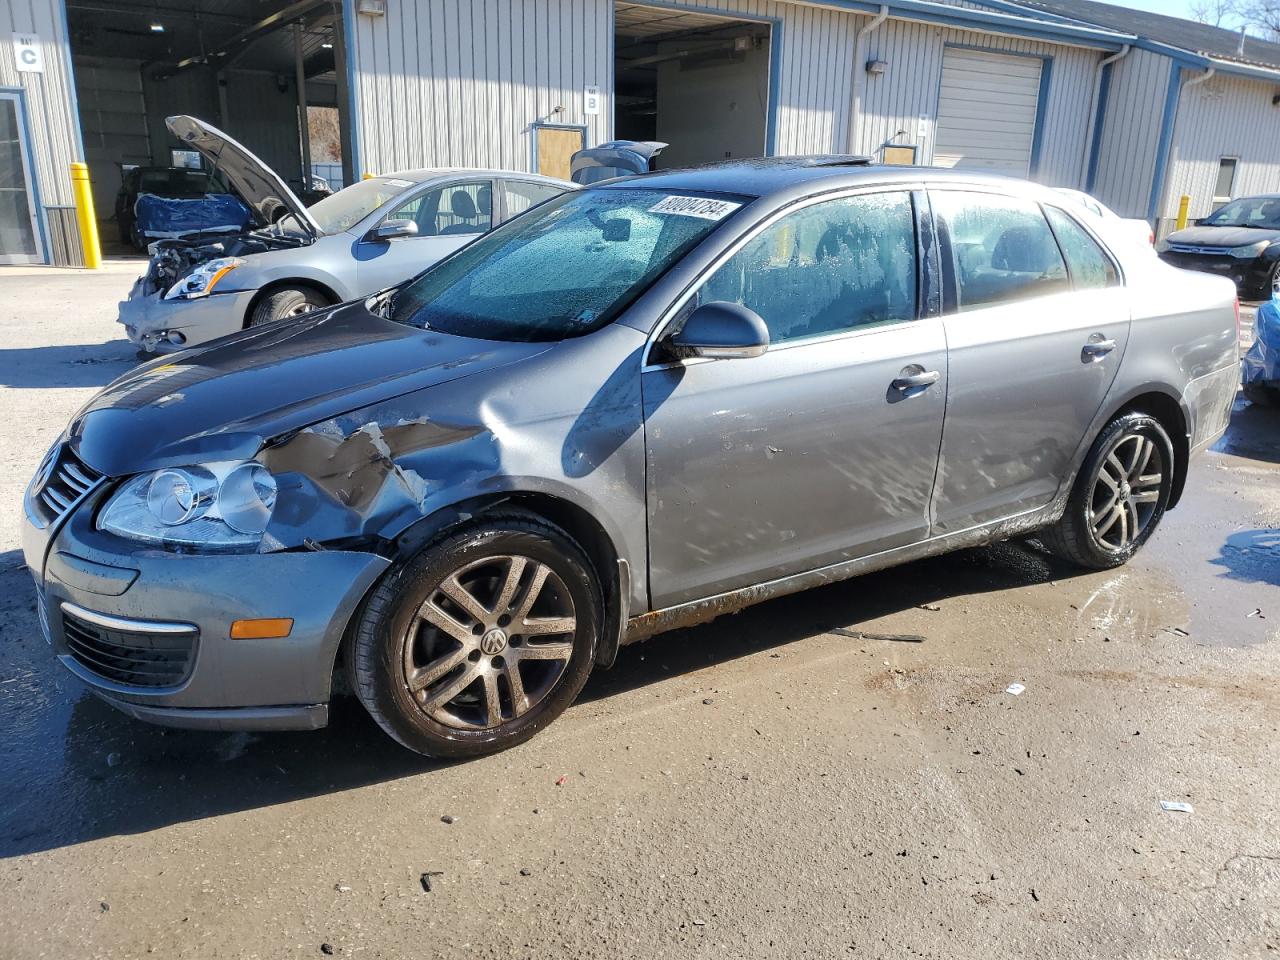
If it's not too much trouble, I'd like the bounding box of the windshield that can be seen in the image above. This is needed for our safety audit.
[1203,197,1280,229]
[306,177,420,234]
[389,188,746,342]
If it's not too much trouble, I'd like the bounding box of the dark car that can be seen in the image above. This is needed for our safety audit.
[115,166,233,249]
[1157,194,1280,296]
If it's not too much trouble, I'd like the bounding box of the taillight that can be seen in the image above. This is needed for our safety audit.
[1148,230,1155,246]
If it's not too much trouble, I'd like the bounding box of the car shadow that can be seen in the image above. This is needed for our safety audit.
[0,342,138,389]
[1212,392,1280,464]
[0,538,1083,859]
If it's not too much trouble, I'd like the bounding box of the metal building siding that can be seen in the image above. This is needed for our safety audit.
[856,19,1097,184]
[351,0,612,174]
[1088,46,1170,219]
[1,0,83,217]
[1165,72,1280,220]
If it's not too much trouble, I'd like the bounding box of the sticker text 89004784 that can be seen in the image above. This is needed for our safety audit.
[648,196,742,221]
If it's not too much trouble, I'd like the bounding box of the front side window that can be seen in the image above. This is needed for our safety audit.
[932,190,1068,312]
[693,191,918,344]
[1044,206,1118,290]
[390,188,745,341]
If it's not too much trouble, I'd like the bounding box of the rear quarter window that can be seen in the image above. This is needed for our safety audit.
[1044,206,1119,290]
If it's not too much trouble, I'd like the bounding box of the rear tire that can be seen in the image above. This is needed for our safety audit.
[1041,413,1175,570]
[347,513,601,758]
[247,286,330,328]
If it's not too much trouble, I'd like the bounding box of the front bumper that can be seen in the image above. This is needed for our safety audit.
[117,278,256,352]
[1158,250,1274,292]
[22,484,390,731]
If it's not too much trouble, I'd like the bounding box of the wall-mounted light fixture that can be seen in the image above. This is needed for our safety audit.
[357,0,386,16]
[866,59,888,76]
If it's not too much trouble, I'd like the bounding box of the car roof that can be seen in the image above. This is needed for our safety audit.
[378,168,574,187]
[593,155,1051,201]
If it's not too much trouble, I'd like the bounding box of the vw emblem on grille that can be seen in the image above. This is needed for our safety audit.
[480,628,508,656]
[32,445,58,492]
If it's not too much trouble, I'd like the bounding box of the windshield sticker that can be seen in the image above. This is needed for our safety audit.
[383,178,415,188]
[648,196,741,220]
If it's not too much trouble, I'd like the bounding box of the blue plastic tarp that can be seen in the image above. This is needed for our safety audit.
[134,192,253,239]
[1243,295,1280,389]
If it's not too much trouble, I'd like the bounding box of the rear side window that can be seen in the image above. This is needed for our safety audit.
[503,181,565,221]
[1044,206,1118,290]
[695,190,918,344]
[932,191,1068,312]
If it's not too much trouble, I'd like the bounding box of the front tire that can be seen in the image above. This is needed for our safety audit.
[1041,413,1175,570]
[347,514,601,758]
[247,286,330,327]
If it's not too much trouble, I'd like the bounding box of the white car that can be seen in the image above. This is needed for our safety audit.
[119,116,573,353]
[1053,188,1154,250]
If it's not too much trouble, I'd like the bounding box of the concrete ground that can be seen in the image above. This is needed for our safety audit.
[0,266,1277,960]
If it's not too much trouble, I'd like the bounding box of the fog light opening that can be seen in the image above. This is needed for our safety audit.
[165,331,187,345]
[230,618,294,639]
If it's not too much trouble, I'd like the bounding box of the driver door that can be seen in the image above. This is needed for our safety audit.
[641,190,948,608]
[355,180,493,292]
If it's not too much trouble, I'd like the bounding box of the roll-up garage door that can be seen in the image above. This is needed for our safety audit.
[933,47,1042,176]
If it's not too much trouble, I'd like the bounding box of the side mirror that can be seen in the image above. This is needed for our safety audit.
[1192,217,1208,227]
[665,301,769,361]
[372,218,418,241]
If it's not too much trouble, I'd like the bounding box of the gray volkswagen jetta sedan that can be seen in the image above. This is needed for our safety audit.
[22,157,1239,758]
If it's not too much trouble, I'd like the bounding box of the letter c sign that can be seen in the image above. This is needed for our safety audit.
[13,34,45,74]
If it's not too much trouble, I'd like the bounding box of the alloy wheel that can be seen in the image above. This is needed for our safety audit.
[1087,432,1164,552]
[402,555,577,730]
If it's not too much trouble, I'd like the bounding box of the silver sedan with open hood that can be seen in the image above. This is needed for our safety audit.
[118,116,572,353]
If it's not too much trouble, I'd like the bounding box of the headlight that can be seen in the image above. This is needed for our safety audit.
[99,460,277,550]
[1155,238,1171,253]
[164,257,244,300]
[1229,241,1271,259]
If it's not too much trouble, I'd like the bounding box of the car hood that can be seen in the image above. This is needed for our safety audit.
[67,302,552,477]
[166,115,321,239]
[1164,225,1280,248]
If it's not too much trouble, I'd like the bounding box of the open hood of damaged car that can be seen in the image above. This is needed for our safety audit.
[166,115,322,239]
[66,302,552,477]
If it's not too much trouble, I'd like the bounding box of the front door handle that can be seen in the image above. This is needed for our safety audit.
[891,369,941,391]
[1082,336,1117,361]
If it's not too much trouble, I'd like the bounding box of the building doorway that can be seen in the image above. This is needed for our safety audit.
[0,91,42,264]
[613,2,773,169]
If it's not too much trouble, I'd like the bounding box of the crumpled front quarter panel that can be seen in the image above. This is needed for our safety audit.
[257,323,652,612]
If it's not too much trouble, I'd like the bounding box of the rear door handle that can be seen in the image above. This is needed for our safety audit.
[891,369,941,391]
[1082,336,1117,361]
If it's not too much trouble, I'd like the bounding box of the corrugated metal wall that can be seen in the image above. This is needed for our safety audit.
[856,18,1099,186]
[1088,46,1170,219]
[350,0,1099,186]
[1165,71,1280,220]
[1,0,85,263]
[350,0,613,174]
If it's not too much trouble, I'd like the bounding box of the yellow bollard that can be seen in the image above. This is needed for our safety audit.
[1176,194,1191,232]
[69,162,102,269]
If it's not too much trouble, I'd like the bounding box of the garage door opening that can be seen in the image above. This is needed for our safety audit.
[65,0,354,257]
[613,2,772,170]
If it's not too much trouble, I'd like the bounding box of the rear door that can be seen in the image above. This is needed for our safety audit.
[642,189,948,608]
[928,188,1131,533]
[355,179,493,293]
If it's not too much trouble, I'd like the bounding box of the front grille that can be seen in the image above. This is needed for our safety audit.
[1167,243,1229,256]
[61,607,197,689]
[35,587,51,645]
[26,445,105,529]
